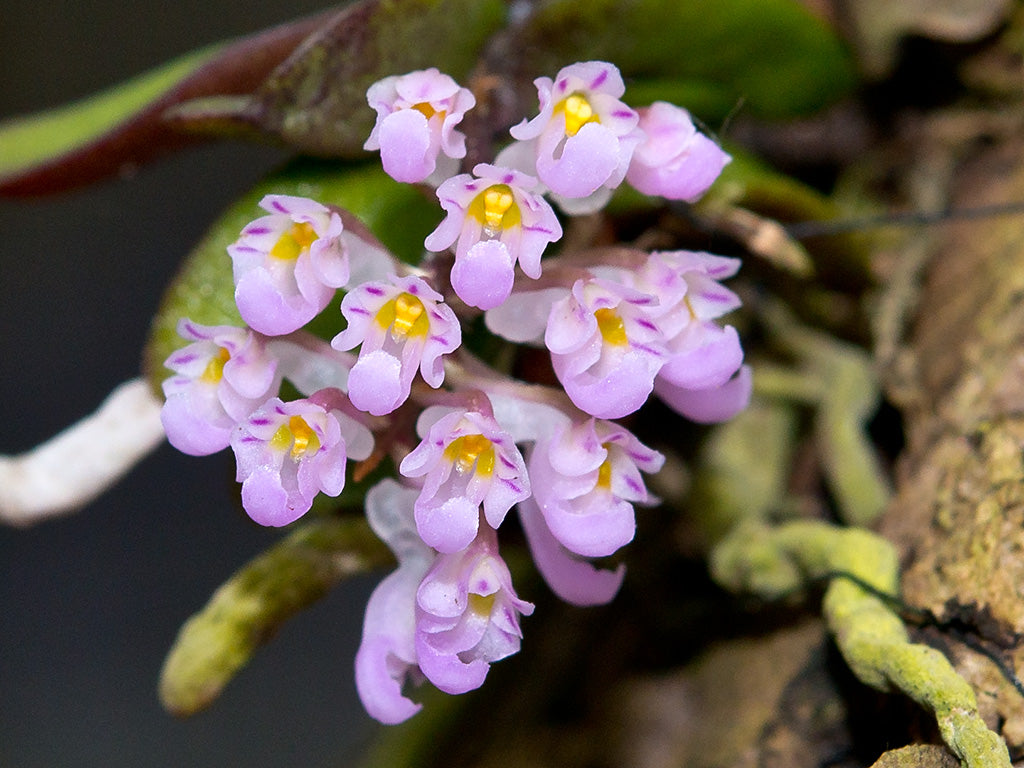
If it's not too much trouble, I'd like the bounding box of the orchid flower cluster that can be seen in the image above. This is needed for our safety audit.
[160,61,750,724]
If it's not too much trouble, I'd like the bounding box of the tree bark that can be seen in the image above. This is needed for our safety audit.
[879,124,1024,754]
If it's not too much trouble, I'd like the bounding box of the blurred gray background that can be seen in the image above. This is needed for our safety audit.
[0,2,383,766]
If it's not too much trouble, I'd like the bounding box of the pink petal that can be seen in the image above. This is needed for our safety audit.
[660,324,744,390]
[348,349,406,416]
[518,498,625,606]
[655,364,752,423]
[415,495,481,554]
[451,240,515,310]
[537,122,620,198]
[379,109,436,183]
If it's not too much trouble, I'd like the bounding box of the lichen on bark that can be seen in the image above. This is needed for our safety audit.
[878,130,1024,753]
[712,517,1009,767]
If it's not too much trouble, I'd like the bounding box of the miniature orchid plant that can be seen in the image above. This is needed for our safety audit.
[157,60,744,723]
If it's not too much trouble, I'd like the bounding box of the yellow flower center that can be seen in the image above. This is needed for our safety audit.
[374,292,430,340]
[596,446,614,489]
[199,347,231,384]
[412,102,445,121]
[594,307,628,346]
[443,433,496,477]
[555,93,599,137]
[270,415,321,459]
[468,184,521,232]
[468,592,496,617]
[270,221,319,261]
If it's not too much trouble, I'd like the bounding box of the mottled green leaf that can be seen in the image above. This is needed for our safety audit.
[159,517,393,716]
[143,159,439,390]
[171,0,507,155]
[518,0,857,120]
[0,12,333,196]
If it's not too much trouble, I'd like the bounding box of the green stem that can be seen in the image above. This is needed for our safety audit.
[159,516,393,716]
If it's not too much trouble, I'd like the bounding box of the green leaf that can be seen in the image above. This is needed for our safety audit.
[173,0,507,155]
[0,47,219,185]
[0,10,333,196]
[159,517,393,716]
[143,159,440,390]
[519,0,857,120]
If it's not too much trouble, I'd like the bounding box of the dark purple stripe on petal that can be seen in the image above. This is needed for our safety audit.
[244,226,272,235]
[364,285,386,296]
[634,343,666,357]
[703,290,736,304]
[625,477,643,494]
[636,318,658,331]
[270,199,288,213]
[626,447,649,462]
[250,417,272,426]
[611,109,635,119]
[590,69,608,90]
[628,295,657,306]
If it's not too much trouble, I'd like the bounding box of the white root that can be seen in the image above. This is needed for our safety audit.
[0,378,166,526]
